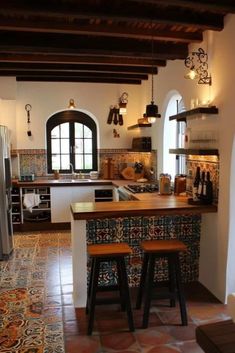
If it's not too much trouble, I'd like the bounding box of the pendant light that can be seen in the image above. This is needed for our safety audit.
[146,35,161,123]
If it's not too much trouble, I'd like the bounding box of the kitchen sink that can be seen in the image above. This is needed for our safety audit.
[53,178,91,183]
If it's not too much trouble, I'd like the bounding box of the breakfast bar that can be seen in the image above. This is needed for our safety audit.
[70,196,217,308]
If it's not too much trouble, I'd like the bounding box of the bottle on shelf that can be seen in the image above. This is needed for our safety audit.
[205,171,213,204]
[198,170,205,200]
[192,166,201,201]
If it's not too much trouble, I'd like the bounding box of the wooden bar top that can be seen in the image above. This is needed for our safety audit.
[71,195,217,220]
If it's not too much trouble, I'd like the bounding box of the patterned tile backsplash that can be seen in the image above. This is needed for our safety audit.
[13,149,219,202]
[13,148,158,180]
[86,214,202,287]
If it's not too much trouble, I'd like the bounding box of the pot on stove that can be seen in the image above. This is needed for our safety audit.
[159,173,171,195]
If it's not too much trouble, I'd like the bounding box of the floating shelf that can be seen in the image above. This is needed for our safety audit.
[127,123,152,130]
[169,106,219,122]
[169,148,219,156]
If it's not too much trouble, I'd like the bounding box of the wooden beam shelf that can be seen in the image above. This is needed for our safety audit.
[169,106,219,122]
[169,148,219,156]
[127,123,152,130]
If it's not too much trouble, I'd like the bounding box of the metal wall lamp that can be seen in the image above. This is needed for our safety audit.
[119,92,128,115]
[184,47,212,85]
[68,98,76,109]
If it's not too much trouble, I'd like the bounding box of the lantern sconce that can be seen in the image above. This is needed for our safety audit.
[184,47,212,85]
[68,98,76,109]
[25,104,32,137]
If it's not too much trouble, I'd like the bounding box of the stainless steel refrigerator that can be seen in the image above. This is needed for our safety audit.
[0,125,13,259]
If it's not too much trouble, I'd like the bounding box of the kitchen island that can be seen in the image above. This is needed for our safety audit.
[70,196,217,308]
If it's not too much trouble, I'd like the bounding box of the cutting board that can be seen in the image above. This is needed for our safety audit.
[121,166,135,180]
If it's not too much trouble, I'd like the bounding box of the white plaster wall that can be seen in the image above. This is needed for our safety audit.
[15,82,146,149]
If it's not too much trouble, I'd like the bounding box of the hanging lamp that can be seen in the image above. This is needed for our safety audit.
[145,35,161,123]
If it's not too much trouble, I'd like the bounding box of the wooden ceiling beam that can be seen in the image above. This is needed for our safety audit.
[0,62,158,75]
[0,53,167,67]
[16,76,142,84]
[0,33,188,60]
[0,17,202,43]
[0,70,149,80]
[0,2,224,31]
[128,0,235,14]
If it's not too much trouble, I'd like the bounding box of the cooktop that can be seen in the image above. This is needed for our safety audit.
[124,184,158,193]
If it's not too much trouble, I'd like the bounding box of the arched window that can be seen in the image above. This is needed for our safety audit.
[46,110,97,174]
[163,94,186,180]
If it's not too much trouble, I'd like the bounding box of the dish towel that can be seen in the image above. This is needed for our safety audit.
[23,193,41,212]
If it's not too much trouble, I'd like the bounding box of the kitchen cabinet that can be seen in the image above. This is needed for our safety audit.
[51,185,115,223]
[22,187,51,222]
[11,187,22,224]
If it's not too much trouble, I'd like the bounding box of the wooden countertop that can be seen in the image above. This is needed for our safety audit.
[12,178,114,187]
[71,195,217,220]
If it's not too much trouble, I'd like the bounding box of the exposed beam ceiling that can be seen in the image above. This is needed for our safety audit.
[0,0,233,84]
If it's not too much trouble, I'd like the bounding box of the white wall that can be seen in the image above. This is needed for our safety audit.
[15,82,146,150]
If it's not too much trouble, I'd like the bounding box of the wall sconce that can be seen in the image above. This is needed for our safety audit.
[184,48,212,85]
[68,98,76,109]
[119,92,128,115]
[25,104,32,136]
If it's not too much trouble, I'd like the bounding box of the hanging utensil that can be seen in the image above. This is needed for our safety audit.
[119,113,123,125]
[107,106,114,124]
[113,107,119,125]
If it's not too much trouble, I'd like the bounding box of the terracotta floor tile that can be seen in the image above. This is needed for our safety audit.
[62,293,74,306]
[135,328,174,347]
[63,305,77,321]
[176,340,205,353]
[65,334,101,353]
[100,332,137,350]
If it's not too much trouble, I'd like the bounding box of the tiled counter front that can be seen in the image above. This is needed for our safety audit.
[86,214,201,287]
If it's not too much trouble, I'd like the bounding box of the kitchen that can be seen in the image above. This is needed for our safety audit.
[0,1,235,352]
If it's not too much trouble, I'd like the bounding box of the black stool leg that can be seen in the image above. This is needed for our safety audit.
[174,253,188,326]
[86,257,95,314]
[142,254,155,329]
[116,258,126,311]
[168,254,176,307]
[87,258,100,335]
[136,253,149,309]
[119,257,135,332]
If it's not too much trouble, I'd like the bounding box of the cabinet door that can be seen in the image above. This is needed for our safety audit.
[51,187,73,223]
[71,186,93,203]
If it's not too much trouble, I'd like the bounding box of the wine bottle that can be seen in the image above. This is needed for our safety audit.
[198,171,205,199]
[205,171,213,204]
[192,166,200,201]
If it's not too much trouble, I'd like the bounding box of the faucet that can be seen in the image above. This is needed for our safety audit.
[70,163,76,179]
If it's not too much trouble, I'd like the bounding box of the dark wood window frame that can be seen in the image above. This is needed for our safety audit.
[46,110,98,174]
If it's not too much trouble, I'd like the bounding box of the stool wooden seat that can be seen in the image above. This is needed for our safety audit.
[86,242,134,335]
[136,239,188,328]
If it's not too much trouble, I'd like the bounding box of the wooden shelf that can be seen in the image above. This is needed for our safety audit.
[169,106,219,122]
[127,123,152,130]
[169,148,219,156]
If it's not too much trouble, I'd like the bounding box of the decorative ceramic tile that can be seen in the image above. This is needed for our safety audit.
[87,214,201,287]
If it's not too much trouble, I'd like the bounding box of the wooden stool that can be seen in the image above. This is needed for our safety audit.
[136,239,188,328]
[86,242,135,335]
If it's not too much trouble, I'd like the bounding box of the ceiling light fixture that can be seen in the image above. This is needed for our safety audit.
[184,48,212,85]
[68,98,76,109]
[119,92,128,115]
[145,36,161,123]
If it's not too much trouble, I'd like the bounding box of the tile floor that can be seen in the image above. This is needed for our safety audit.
[0,231,230,353]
